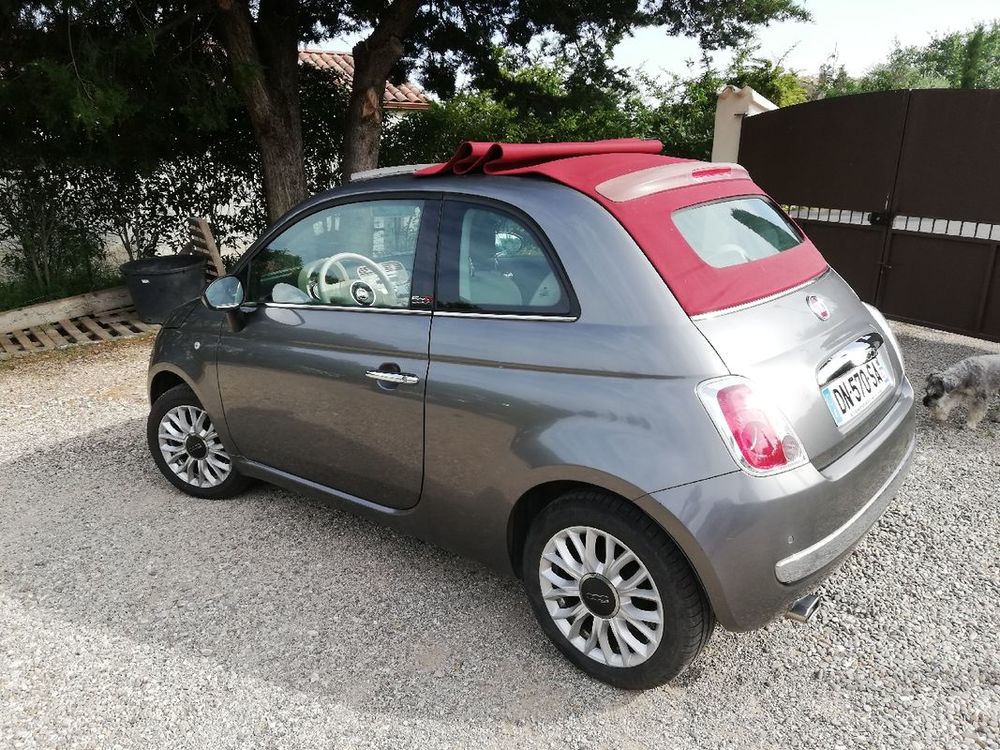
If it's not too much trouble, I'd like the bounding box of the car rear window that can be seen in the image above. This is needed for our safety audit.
[672,197,803,269]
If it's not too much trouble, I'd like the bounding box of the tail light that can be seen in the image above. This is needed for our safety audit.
[697,376,808,476]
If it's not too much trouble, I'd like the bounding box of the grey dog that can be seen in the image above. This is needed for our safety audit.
[923,354,1000,428]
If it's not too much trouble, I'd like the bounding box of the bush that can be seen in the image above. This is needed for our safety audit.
[88,155,266,262]
[0,168,118,311]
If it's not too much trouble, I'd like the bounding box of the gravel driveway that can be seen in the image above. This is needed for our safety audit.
[0,324,997,750]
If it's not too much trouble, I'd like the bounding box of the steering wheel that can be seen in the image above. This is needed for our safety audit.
[314,252,397,306]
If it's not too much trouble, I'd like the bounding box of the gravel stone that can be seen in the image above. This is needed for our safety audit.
[0,326,997,749]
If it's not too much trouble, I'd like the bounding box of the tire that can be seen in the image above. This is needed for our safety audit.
[146,384,251,499]
[523,490,714,689]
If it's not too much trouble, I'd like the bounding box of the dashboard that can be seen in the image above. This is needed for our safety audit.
[358,260,408,287]
[355,260,411,300]
[267,253,415,307]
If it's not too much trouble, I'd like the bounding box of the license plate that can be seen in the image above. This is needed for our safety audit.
[821,352,893,427]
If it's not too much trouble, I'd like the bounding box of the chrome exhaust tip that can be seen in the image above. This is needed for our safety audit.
[785,593,822,624]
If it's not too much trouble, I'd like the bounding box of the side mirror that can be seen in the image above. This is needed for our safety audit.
[202,276,245,332]
[203,275,244,310]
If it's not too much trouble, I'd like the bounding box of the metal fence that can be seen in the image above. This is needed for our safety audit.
[740,89,1000,341]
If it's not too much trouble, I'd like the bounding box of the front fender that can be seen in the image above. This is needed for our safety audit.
[147,315,232,452]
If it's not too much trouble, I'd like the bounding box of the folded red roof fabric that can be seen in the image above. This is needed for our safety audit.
[414,139,663,176]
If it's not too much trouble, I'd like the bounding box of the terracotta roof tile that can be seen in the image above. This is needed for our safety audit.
[299,50,431,110]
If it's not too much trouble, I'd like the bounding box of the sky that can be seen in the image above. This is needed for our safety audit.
[612,0,999,77]
[325,0,999,82]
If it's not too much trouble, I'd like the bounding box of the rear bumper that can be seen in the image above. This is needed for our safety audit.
[638,376,915,631]
[774,434,914,583]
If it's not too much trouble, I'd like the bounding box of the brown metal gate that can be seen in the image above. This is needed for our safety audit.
[739,89,1000,341]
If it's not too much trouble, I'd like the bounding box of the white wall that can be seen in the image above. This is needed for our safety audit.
[711,85,778,164]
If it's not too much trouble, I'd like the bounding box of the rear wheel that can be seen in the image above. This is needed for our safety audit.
[523,490,713,689]
[146,384,251,499]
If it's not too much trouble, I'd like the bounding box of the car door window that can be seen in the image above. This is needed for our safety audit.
[435,201,572,315]
[247,199,425,309]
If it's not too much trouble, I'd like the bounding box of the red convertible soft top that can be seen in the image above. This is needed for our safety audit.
[415,140,829,316]
[414,139,669,176]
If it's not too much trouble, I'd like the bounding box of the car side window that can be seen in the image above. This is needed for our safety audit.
[246,199,425,309]
[435,201,572,315]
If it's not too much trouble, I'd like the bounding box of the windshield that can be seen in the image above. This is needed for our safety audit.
[672,197,803,268]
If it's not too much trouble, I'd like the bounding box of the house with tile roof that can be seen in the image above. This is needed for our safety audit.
[298,50,431,111]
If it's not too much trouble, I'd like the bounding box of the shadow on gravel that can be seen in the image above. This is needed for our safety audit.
[898,331,996,377]
[0,417,644,721]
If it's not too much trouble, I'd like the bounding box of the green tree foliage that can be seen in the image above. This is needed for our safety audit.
[651,50,806,160]
[0,4,241,171]
[1,0,808,221]
[0,1,810,308]
[813,21,1000,98]
[300,64,353,190]
[0,63,353,310]
[383,47,655,164]
[385,47,808,165]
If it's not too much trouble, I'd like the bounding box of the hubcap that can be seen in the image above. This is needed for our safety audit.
[539,526,664,668]
[158,405,232,488]
[185,434,208,459]
[580,574,619,618]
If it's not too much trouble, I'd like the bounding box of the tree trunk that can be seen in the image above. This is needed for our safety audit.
[343,51,388,178]
[256,118,305,222]
[213,0,306,223]
[343,0,422,179]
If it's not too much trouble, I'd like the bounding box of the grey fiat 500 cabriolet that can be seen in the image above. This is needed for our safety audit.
[146,140,914,689]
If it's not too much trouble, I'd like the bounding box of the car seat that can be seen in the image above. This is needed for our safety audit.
[460,210,523,306]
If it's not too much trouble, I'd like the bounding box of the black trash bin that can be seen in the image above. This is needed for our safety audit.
[120,255,207,324]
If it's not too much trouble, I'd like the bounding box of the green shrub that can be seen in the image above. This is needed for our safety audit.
[0,168,115,311]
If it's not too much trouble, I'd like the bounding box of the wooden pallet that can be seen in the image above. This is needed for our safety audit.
[0,305,157,360]
[185,217,226,279]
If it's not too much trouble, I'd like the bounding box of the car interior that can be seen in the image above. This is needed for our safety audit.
[452,206,565,311]
[247,201,422,309]
[672,196,803,269]
[460,209,523,305]
[244,198,567,313]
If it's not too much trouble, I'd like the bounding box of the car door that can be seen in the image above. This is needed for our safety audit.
[215,195,439,510]
[422,198,577,513]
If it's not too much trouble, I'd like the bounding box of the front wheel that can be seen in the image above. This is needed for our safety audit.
[523,491,714,689]
[146,384,251,499]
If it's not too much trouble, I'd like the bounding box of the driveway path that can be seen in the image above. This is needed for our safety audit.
[0,328,997,749]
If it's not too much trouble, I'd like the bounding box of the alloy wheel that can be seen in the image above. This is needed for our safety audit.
[538,525,664,668]
[157,405,232,489]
